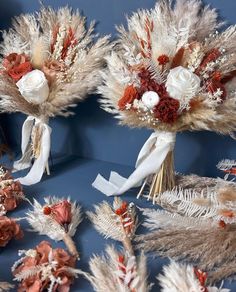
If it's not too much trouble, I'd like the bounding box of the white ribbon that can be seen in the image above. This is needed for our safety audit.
[92,131,176,196]
[13,116,51,186]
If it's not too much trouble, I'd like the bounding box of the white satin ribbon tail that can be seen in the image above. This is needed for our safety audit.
[92,131,176,196]
[13,116,51,186]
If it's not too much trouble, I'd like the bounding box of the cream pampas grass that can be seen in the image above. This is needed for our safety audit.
[0,282,14,292]
[136,208,236,283]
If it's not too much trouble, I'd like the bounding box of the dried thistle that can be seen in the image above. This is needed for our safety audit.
[26,196,82,258]
[87,198,137,255]
[136,208,236,282]
[158,261,230,292]
[80,245,151,292]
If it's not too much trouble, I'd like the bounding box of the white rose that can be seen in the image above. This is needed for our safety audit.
[141,91,160,109]
[166,66,201,101]
[16,69,49,104]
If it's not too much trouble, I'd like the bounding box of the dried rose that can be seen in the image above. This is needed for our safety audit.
[154,97,180,123]
[50,200,72,226]
[0,216,23,247]
[166,66,201,102]
[3,53,32,81]
[118,85,140,110]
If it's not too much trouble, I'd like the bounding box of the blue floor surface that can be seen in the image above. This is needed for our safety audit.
[0,155,235,291]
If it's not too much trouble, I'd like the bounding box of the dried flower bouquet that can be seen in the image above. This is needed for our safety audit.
[93,0,236,202]
[0,6,110,185]
[26,196,82,259]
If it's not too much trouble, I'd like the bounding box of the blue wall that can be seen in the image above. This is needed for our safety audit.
[1,0,236,177]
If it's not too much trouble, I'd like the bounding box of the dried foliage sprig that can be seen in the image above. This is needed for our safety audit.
[136,208,236,282]
[155,186,236,224]
[80,245,151,292]
[217,159,236,179]
[12,241,82,292]
[158,261,230,292]
[87,198,137,255]
[26,196,82,258]
[0,282,14,292]
[0,166,24,215]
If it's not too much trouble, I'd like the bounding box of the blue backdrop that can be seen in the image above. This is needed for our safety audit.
[1,1,236,291]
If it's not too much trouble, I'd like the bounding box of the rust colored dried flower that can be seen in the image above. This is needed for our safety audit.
[3,53,32,81]
[0,216,23,247]
[50,200,72,226]
[0,180,24,212]
[13,241,76,292]
[157,54,170,66]
[154,97,180,123]
[118,85,140,110]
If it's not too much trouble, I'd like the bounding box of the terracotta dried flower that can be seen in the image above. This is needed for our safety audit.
[12,241,82,292]
[0,216,23,247]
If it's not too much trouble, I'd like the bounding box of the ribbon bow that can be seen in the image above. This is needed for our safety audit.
[92,131,176,196]
[13,116,51,185]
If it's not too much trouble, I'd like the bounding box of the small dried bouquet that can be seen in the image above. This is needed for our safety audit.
[94,0,236,202]
[0,6,110,185]
[12,241,81,292]
[26,196,82,258]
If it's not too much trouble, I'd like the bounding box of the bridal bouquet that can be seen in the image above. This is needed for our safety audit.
[0,6,110,185]
[93,0,236,202]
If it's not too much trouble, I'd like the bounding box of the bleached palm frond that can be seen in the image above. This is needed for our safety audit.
[158,261,230,292]
[87,198,137,242]
[140,207,215,231]
[157,188,236,222]
[81,245,151,292]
